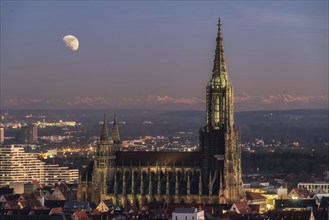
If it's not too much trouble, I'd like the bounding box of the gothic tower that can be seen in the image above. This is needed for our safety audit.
[91,116,116,204]
[199,18,243,203]
[111,113,121,144]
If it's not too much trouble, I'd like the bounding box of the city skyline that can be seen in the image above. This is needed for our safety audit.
[1,1,328,111]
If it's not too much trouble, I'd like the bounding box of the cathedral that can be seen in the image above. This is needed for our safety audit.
[77,18,244,206]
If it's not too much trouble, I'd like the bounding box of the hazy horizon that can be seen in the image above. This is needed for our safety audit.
[1,108,328,114]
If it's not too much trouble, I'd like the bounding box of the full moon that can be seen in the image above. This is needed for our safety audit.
[63,35,79,51]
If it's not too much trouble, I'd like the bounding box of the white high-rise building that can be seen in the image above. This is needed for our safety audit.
[0,128,4,145]
[43,164,79,186]
[0,145,78,186]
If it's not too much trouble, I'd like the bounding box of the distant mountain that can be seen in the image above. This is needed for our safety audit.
[2,109,328,144]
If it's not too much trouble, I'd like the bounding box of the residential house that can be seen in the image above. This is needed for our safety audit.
[266,210,315,220]
[288,188,313,199]
[96,199,114,213]
[275,199,317,211]
[245,191,266,213]
[72,210,91,220]
[0,194,20,209]
[51,181,76,201]
[230,202,252,215]
[313,194,329,206]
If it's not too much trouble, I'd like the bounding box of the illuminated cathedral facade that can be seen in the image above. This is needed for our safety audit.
[77,19,244,206]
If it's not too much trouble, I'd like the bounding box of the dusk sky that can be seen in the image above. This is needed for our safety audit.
[1,1,328,111]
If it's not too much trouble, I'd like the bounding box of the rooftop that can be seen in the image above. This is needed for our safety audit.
[174,208,198,213]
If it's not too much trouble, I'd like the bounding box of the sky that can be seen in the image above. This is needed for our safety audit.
[1,1,328,111]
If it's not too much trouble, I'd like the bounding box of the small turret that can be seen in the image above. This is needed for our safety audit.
[100,115,110,142]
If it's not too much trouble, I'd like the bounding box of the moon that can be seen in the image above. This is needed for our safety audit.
[63,35,79,51]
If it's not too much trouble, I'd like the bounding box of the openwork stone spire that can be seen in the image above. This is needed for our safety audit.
[213,18,227,75]
[206,18,233,130]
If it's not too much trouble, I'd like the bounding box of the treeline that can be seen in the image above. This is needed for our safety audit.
[241,152,329,175]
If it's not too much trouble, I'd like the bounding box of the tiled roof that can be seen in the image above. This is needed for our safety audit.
[64,201,91,212]
[54,182,76,200]
[32,179,43,189]
[115,151,201,167]
[44,200,66,208]
[50,207,63,214]
[82,151,201,182]
[293,188,312,197]
[3,194,20,201]
[5,200,19,208]
[232,202,252,214]
[234,202,248,209]
[19,193,29,200]
[92,208,100,215]
[73,210,91,220]
[18,200,28,207]
[246,192,266,200]
[0,187,14,195]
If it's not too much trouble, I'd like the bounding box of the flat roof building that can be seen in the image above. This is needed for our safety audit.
[172,208,205,220]
[298,182,329,194]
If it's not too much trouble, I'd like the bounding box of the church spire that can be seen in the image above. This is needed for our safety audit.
[206,18,233,129]
[111,113,121,143]
[113,113,117,125]
[213,18,227,74]
[100,114,110,142]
